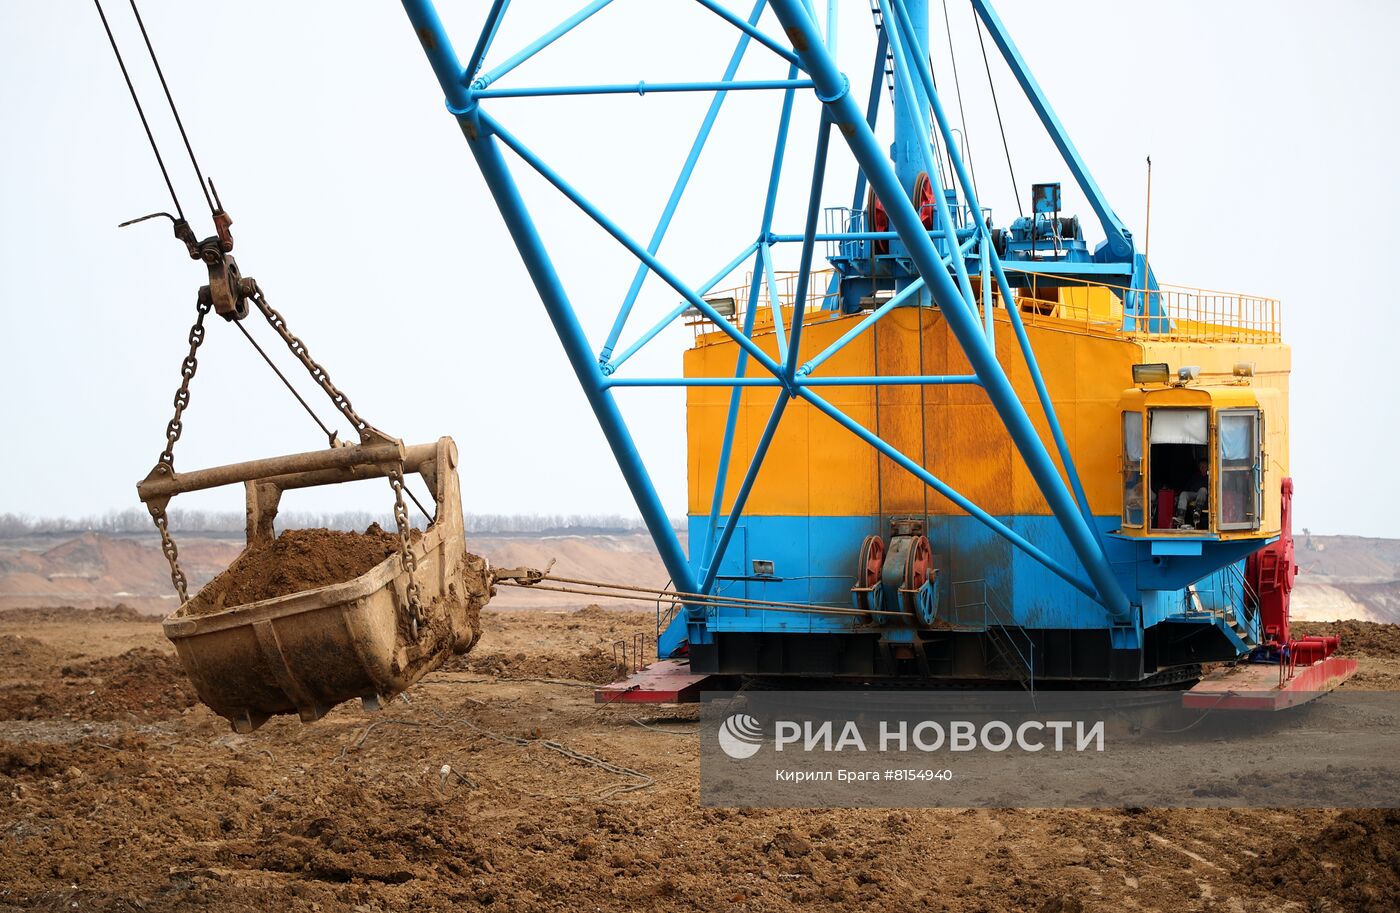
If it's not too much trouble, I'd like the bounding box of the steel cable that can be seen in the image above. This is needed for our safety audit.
[92,0,184,220]
[973,5,1022,218]
[939,0,979,203]
[126,0,216,215]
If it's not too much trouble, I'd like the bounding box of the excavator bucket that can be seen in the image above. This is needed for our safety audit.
[139,436,486,732]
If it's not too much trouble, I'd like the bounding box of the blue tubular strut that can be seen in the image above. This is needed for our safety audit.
[692,0,802,68]
[464,0,510,83]
[765,0,1132,624]
[850,26,887,216]
[404,0,473,113]
[969,0,1132,259]
[701,66,801,573]
[701,249,766,568]
[989,246,1102,545]
[479,112,785,380]
[700,392,791,593]
[760,244,788,363]
[471,0,616,90]
[476,79,812,98]
[604,375,977,388]
[798,387,1098,601]
[607,239,761,374]
[804,375,975,386]
[785,114,832,381]
[600,0,767,363]
[879,0,972,305]
[700,114,834,591]
[399,0,700,593]
[887,0,1101,545]
[799,278,925,375]
[609,377,779,388]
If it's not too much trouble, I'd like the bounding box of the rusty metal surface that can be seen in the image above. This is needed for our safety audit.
[159,437,485,732]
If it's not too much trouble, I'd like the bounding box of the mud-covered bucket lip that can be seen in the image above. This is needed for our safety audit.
[162,526,443,638]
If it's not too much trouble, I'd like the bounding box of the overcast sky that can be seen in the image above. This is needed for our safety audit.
[1,1,1396,538]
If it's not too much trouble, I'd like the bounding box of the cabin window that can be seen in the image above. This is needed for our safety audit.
[1218,410,1262,530]
[1121,411,1144,526]
[1148,408,1209,530]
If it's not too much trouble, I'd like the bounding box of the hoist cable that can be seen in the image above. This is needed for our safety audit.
[402,482,435,528]
[126,0,216,215]
[974,6,1022,218]
[233,319,437,525]
[233,319,337,442]
[92,0,185,220]
[939,0,979,204]
[925,52,950,195]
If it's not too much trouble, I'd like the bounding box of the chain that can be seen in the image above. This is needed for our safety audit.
[145,281,422,632]
[387,465,424,634]
[246,281,383,441]
[159,296,212,467]
[249,281,419,634]
[146,294,213,603]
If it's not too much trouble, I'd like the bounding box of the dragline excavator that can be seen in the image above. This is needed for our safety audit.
[99,0,1353,732]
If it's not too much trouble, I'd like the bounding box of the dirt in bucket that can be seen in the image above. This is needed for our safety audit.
[184,525,403,614]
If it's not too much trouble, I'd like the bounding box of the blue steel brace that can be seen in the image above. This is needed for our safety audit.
[398,0,699,594]
[701,63,802,573]
[599,0,769,365]
[399,0,1134,625]
[885,0,1101,544]
[969,0,1133,260]
[764,0,1133,625]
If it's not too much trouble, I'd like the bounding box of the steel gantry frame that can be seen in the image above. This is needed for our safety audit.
[398,0,1135,625]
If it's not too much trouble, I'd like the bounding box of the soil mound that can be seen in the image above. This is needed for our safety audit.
[0,647,196,721]
[1292,620,1400,657]
[1246,809,1400,912]
[572,604,611,619]
[570,604,639,622]
[187,526,401,613]
[459,647,624,684]
[0,634,62,677]
[0,604,155,624]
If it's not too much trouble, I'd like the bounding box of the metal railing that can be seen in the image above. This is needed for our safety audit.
[823,206,866,260]
[685,265,1280,348]
[951,579,1035,692]
[687,268,840,340]
[1013,272,1281,344]
[1183,568,1259,646]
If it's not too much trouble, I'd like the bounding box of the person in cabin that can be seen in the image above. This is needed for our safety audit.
[1176,458,1209,528]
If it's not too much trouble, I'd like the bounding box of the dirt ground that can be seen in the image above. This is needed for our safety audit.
[1,607,1397,913]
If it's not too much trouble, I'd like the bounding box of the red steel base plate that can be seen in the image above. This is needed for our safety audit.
[594,659,714,704]
[1183,656,1359,711]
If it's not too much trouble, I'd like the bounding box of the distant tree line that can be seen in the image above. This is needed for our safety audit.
[0,510,671,537]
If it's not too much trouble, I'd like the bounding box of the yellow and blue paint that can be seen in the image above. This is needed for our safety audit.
[675,294,1287,680]
[401,0,1291,683]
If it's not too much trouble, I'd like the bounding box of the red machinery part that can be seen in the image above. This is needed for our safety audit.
[904,535,933,590]
[1290,635,1340,665]
[867,172,934,257]
[911,172,936,230]
[1244,478,1341,664]
[1246,478,1298,646]
[1155,488,1177,530]
[867,186,889,255]
[857,534,886,589]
